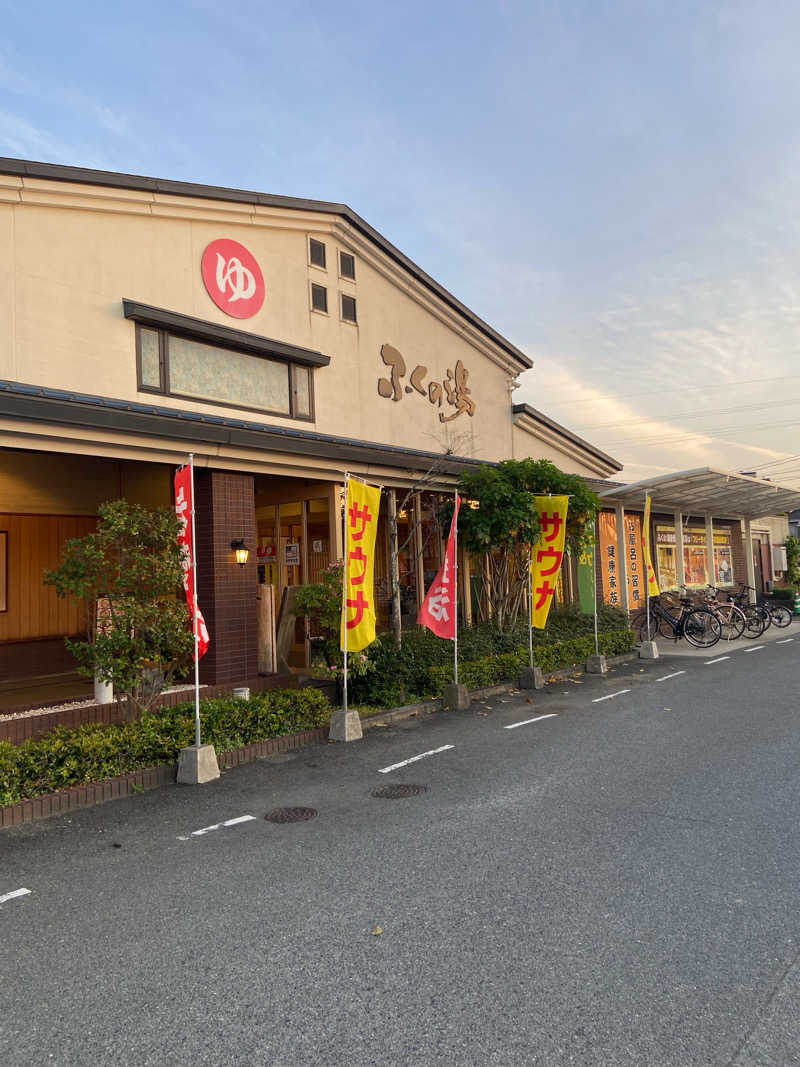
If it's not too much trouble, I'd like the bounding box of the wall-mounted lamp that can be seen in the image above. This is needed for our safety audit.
[231,538,249,566]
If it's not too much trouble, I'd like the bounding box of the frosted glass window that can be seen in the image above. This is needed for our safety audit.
[139,327,161,388]
[168,336,290,414]
[294,366,311,417]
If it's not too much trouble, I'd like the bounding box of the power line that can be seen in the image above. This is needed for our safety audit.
[754,452,800,472]
[597,415,800,449]
[575,396,800,432]
[540,373,800,410]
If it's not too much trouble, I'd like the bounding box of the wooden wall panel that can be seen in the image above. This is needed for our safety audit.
[0,515,96,643]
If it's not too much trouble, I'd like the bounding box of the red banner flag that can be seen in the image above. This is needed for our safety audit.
[418,494,461,639]
[174,465,210,658]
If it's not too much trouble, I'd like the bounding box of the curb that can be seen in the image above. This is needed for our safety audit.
[1,725,329,829]
[360,651,638,730]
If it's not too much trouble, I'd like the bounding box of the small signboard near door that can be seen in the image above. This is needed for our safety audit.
[284,542,300,567]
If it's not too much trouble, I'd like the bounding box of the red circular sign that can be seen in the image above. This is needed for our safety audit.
[201,238,265,319]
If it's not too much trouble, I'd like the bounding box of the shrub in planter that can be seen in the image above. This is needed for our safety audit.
[43,499,195,713]
[428,630,635,694]
[349,611,634,706]
[1,688,332,806]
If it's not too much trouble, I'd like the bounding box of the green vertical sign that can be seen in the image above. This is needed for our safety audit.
[577,548,595,613]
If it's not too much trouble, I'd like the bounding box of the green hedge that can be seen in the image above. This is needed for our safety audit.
[770,587,795,601]
[349,606,632,707]
[0,688,331,807]
[428,630,635,694]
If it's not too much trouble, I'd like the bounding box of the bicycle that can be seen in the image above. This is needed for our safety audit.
[729,584,792,631]
[633,594,722,648]
[698,584,764,640]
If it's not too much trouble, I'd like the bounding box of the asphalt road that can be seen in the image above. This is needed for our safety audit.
[2,635,800,1066]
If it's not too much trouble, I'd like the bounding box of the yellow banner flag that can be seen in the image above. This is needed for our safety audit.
[340,477,381,652]
[643,494,660,596]
[531,495,569,629]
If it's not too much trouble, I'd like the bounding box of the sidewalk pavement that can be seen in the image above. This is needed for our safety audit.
[653,619,796,659]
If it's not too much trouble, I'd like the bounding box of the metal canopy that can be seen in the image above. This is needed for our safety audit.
[599,467,800,519]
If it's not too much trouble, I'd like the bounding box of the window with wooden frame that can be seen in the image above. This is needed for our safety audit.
[136,325,314,420]
[309,238,327,269]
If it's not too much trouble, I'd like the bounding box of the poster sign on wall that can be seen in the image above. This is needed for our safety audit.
[655,526,734,588]
[284,542,300,567]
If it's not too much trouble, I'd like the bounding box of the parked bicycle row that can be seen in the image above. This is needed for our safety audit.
[631,583,793,648]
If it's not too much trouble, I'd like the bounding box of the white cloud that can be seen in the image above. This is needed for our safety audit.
[516,354,800,484]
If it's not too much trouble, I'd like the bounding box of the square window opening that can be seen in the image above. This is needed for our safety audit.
[311,283,328,313]
[341,294,357,323]
[339,251,356,280]
[309,238,326,269]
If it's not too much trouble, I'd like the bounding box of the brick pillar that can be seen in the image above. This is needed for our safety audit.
[194,470,258,685]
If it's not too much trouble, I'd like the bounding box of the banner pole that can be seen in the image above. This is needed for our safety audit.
[453,491,459,687]
[342,473,349,718]
[593,539,599,657]
[644,492,650,639]
[528,550,534,669]
[189,453,201,749]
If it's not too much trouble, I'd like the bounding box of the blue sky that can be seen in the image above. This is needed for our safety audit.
[3,0,800,482]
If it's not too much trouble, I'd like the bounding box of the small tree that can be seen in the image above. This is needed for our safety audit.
[44,499,195,712]
[449,459,601,631]
[294,560,378,688]
[786,535,800,587]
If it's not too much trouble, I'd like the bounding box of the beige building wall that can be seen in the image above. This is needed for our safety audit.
[0,177,520,466]
[512,424,609,478]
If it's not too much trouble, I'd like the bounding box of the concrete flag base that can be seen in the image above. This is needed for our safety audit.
[586,654,608,674]
[177,744,220,785]
[639,641,660,660]
[519,666,545,690]
[442,683,471,711]
[329,708,363,742]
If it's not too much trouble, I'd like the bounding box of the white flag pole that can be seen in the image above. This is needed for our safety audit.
[453,491,459,687]
[644,492,650,639]
[189,453,201,749]
[528,550,534,669]
[593,539,600,657]
[342,473,349,718]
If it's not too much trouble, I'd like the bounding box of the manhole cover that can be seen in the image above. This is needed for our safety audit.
[370,784,428,799]
[264,807,318,823]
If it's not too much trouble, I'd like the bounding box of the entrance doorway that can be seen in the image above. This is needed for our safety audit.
[254,480,335,669]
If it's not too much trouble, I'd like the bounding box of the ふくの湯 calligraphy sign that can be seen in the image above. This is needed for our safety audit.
[377,344,476,423]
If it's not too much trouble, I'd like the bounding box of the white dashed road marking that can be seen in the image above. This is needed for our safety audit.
[777,638,795,644]
[705,656,730,665]
[378,745,454,774]
[592,689,631,703]
[656,671,686,682]
[0,888,31,905]
[504,714,558,730]
[177,814,257,840]
[743,646,764,653]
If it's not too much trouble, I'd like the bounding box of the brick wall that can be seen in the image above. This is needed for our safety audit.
[195,470,259,686]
